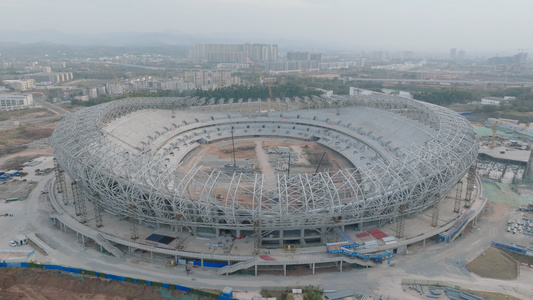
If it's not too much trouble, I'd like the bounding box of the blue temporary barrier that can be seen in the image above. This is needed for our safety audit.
[106,274,126,281]
[491,242,527,254]
[192,261,228,268]
[175,285,188,292]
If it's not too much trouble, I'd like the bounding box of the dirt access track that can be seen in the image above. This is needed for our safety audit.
[0,267,204,300]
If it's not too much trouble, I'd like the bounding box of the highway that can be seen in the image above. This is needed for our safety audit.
[348,77,533,86]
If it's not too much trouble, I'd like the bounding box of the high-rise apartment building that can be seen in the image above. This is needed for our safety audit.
[193,43,277,63]
[184,70,240,89]
[450,48,457,59]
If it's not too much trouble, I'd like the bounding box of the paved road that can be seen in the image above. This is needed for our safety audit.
[33,98,71,115]
[348,77,533,86]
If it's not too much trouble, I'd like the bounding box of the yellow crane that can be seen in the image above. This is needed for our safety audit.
[491,122,497,149]
[105,64,129,97]
[260,77,274,101]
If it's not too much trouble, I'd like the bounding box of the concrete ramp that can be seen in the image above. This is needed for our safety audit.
[94,233,124,258]
[26,232,53,256]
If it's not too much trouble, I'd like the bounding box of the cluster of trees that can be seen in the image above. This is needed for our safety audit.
[70,97,116,107]
[473,87,533,123]
[191,82,321,99]
[413,89,475,106]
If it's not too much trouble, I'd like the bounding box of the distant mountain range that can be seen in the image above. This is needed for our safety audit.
[0,29,326,50]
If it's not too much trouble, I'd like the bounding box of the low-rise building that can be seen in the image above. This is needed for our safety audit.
[481,96,515,105]
[24,72,73,84]
[4,79,35,91]
[0,94,33,111]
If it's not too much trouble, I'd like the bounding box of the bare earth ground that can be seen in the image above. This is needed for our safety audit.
[0,268,195,300]
[0,180,36,200]
[182,138,349,174]
[466,247,518,280]
[0,123,56,156]
[0,148,53,170]
[0,108,55,123]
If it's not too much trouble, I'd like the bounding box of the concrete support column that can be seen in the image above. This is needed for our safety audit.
[216,228,220,236]
[150,251,153,259]
[236,229,241,237]
[300,228,305,244]
[358,222,363,231]
[279,230,284,247]
[423,238,426,247]
[255,264,258,276]
[201,258,204,267]
[340,260,343,272]
[283,264,286,276]
[312,263,315,275]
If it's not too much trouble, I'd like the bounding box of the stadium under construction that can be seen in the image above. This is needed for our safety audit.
[48,93,483,274]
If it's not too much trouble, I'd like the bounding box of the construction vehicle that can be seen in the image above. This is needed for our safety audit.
[9,235,27,247]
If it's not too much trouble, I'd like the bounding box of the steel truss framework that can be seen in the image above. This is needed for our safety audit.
[51,94,478,245]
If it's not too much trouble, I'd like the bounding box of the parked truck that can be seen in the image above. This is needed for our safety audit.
[9,235,28,247]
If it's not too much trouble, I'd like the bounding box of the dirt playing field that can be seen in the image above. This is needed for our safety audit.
[0,268,206,300]
[181,137,351,175]
[466,246,518,280]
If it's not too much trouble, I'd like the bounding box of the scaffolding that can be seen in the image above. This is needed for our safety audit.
[396,205,406,238]
[464,165,477,208]
[129,205,139,240]
[431,197,440,227]
[94,195,103,228]
[71,179,88,223]
[454,180,463,213]
[53,158,68,205]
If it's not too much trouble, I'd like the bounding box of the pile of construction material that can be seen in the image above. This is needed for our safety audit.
[517,202,533,213]
[444,288,484,300]
[507,217,533,236]
[407,285,444,298]
[407,284,428,296]
[426,286,443,298]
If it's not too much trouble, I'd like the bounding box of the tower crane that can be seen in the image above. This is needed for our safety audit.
[105,64,129,97]
[491,122,497,149]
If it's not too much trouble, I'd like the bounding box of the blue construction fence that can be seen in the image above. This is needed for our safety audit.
[491,241,527,254]
[0,261,235,300]
[192,261,228,268]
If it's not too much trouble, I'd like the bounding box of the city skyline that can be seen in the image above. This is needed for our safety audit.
[1,0,532,54]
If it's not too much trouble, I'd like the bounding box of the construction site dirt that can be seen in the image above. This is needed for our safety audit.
[0,267,203,300]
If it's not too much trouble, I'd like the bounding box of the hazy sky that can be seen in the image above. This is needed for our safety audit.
[2,0,532,53]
